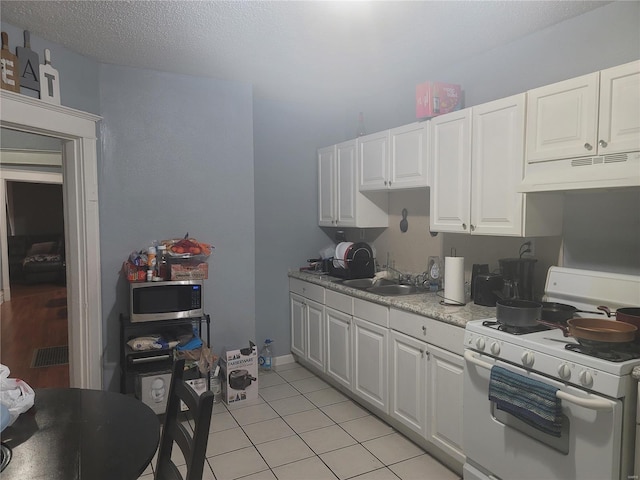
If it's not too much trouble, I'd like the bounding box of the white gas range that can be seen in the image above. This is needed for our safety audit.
[463,267,640,480]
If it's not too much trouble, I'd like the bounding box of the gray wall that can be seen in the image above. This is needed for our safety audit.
[98,64,255,389]
[562,190,640,274]
[253,98,341,357]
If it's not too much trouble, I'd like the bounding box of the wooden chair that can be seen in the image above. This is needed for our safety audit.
[155,359,215,480]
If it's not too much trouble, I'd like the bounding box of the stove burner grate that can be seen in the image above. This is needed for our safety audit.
[564,343,640,362]
[481,320,551,335]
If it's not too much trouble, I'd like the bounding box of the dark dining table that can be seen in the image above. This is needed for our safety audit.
[0,387,160,480]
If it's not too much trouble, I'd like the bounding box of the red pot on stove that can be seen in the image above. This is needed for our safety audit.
[598,306,640,339]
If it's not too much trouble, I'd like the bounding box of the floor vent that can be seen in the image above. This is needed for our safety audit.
[31,345,69,368]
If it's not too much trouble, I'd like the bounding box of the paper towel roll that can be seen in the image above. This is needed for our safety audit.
[444,257,465,305]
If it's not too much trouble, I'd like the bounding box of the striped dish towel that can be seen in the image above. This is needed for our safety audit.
[488,365,563,437]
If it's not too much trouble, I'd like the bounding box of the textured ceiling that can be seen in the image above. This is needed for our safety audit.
[1,1,612,101]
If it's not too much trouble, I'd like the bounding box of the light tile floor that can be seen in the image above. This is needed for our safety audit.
[139,362,460,480]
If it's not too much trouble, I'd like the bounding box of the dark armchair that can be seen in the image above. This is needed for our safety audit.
[19,235,66,284]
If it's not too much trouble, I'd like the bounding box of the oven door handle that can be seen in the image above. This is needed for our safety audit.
[464,350,615,411]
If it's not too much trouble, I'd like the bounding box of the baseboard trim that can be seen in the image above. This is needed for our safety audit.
[274,354,295,366]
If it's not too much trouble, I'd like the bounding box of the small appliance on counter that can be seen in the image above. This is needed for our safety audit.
[499,257,537,301]
[328,242,375,279]
[470,263,489,299]
[473,273,504,307]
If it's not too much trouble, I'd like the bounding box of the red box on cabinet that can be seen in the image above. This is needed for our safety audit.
[416,82,463,119]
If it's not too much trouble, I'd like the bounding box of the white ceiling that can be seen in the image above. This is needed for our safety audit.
[1,1,612,102]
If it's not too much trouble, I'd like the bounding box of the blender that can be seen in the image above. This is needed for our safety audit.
[498,257,537,301]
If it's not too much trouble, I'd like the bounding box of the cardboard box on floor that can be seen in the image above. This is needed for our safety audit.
[219,341,258,405]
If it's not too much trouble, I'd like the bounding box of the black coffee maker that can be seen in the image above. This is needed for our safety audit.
[498,258,537,301]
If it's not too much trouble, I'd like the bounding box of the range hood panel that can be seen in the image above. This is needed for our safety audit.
[518,151,640,192]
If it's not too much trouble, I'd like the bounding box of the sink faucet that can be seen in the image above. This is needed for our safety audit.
[380,256,412,285]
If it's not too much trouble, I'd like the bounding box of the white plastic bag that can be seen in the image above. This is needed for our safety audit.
[0,364,35,426]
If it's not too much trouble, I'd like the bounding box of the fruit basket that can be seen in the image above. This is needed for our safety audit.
[163,237,213,262]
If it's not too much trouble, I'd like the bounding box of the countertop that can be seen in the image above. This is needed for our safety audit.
[289,270,497,329]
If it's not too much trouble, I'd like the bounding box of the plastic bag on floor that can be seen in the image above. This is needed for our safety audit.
[0,364,35,427]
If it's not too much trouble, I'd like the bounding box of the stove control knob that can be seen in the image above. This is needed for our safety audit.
[521,351,535,367]
[475,337,486,351]
[490,342,501,356]
[557,363,572,380]
[579,370,593,388]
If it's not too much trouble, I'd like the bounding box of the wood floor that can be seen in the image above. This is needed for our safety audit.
[1,282,70,388]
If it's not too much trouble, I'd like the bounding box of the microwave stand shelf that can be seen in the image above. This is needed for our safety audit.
[119,314,211,398]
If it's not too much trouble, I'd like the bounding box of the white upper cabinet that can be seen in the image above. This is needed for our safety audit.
[526,72,599,162]
[598,61,640,155]
[318,140,388,228]
[359,123,429,191]
[389,122,430,189]
[336,140,358,226]
[526,61,640,163]
[431,95,563,236]
[471,95,526,236]
[318,145,336,226]
[359,130,390,190]
[429,108,472,233]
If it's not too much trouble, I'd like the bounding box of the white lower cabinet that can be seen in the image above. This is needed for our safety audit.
[289,278,326,370]
[325,307,352,390]
[290,293,306,358]
[389,330,427,437]
[389,308,466,464]
[289,292,325,370]
[289,278,465,473]
[305,299,325,371]
[426,344,465,464]
[352,317,388,413]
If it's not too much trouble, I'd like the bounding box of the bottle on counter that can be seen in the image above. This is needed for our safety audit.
[258,339,273,371]
[147,246,157,270]
[210,365,222,404]
[427,256,441,292]
[156,245,168,280]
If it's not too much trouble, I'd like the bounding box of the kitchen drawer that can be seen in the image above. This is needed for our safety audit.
[289,278,325,304]
[389,308,464,355]
[354,298,388,328]
[326,290,353,315]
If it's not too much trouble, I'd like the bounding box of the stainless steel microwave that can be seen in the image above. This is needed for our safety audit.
[130,280,203,322]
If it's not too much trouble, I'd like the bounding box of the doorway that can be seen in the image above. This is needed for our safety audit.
[1,175,69,387]
[1,90,103,390]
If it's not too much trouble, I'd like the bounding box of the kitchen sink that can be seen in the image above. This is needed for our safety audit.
[340,278,396,289]
[366,284,419,296]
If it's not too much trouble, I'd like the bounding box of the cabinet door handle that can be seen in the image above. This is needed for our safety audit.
[384,180,388,186]
[422,325,427,336]
[598,139,608,148]
[420,348,425,358]
[388,181,392,186]
[470,224,475,232]
[584,142,593,151]
[462,223,467,230]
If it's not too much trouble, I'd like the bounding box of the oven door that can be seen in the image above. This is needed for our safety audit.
[463,349,623,480]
